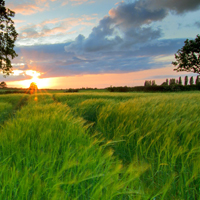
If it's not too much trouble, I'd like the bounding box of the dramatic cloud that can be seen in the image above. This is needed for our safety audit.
[65,1,165,53]
[64,0,200,73]
[3,0,199,84]
[109,1,168,28]
[3,37,183,82]
[146,0,200,14]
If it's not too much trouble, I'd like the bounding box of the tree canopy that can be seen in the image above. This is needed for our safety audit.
[172,35,200,74]
[0,81,6,88]
[0,0,18,76]
[29,82,38,90]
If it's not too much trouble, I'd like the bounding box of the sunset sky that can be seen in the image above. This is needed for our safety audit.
[1,0,200,89]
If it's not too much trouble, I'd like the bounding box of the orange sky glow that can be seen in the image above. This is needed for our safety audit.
[2,0,199,90]
[6,66,189,89]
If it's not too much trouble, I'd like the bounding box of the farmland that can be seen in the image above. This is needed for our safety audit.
[0,91,199,199]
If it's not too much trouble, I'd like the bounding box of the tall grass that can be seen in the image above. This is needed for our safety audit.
[0,94,149,199]
[53,92,157,107]
[96,95,200,199]
[55,92,200,199]
[0,94,28,125]
[0,102,13,124]
[1,92,199,199]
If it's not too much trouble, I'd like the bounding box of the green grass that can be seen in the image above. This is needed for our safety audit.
[0,94,29,125]
[78,89,108,93]
[54,92,200,199]
[0,91,199,199]
[0,102,13,124]
[39,89,66,93]
[53,92,158,107]
[0,94,149,200]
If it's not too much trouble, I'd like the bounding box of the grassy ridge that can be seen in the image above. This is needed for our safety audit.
[54,92,200,199]
[0,94,148,200]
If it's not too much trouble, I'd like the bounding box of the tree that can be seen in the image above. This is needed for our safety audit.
[196,75,200,85]
[172,35,200,74]
[144,80,151,86]
[169,78,176,85]
[0,0,18,76]
[0,81,6,88]
[161,82,167,86]
[190,76,194,85]
[29,82,38,94]
[29,82,38,90]
[185,76,188,86]
[152,80,156,86]
[166,79,169,86]
[178,76,182,85]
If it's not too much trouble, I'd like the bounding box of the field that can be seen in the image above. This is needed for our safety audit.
[0,91,199,199]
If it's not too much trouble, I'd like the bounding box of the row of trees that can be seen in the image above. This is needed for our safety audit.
[145,75,200,87]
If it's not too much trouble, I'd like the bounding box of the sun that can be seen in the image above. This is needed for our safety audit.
[19,70,51,89]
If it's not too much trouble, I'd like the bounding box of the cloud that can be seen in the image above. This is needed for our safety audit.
[65,0,200,58]
[17,16,97,42]
[3,0,199,83]
[6,37,184,81]
[146,0,200,14]
[109,1,168,28]
[6,0,95,16]
[65,1,165,53]
[6,0,49,15]
[12,4,46,15]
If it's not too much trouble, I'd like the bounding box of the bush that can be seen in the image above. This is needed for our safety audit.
[66,88,79,93]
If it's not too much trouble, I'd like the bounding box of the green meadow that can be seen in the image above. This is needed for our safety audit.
[0,91,199,199]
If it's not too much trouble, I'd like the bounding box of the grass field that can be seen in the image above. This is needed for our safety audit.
[0,91,199,199]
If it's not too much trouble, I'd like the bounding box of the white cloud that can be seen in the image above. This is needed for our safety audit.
[17,15,97,43]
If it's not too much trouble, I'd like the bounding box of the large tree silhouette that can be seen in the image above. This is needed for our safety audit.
[172,35,200,74]
[0,0,18,76]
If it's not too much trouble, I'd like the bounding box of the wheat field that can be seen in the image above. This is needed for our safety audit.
[0,92,199,199]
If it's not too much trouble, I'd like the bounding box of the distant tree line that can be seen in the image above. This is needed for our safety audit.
[158,75,200,86]
[66,88,79,93]
[0,90,29,95]
[65,87,99,93]
[107,75,200,92]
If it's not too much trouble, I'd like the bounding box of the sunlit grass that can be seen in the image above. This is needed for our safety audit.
[54,92,200,199]
[0,94,149,199]
[0,91,199,199]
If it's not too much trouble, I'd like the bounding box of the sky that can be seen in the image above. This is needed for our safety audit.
[1,0,200,89]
